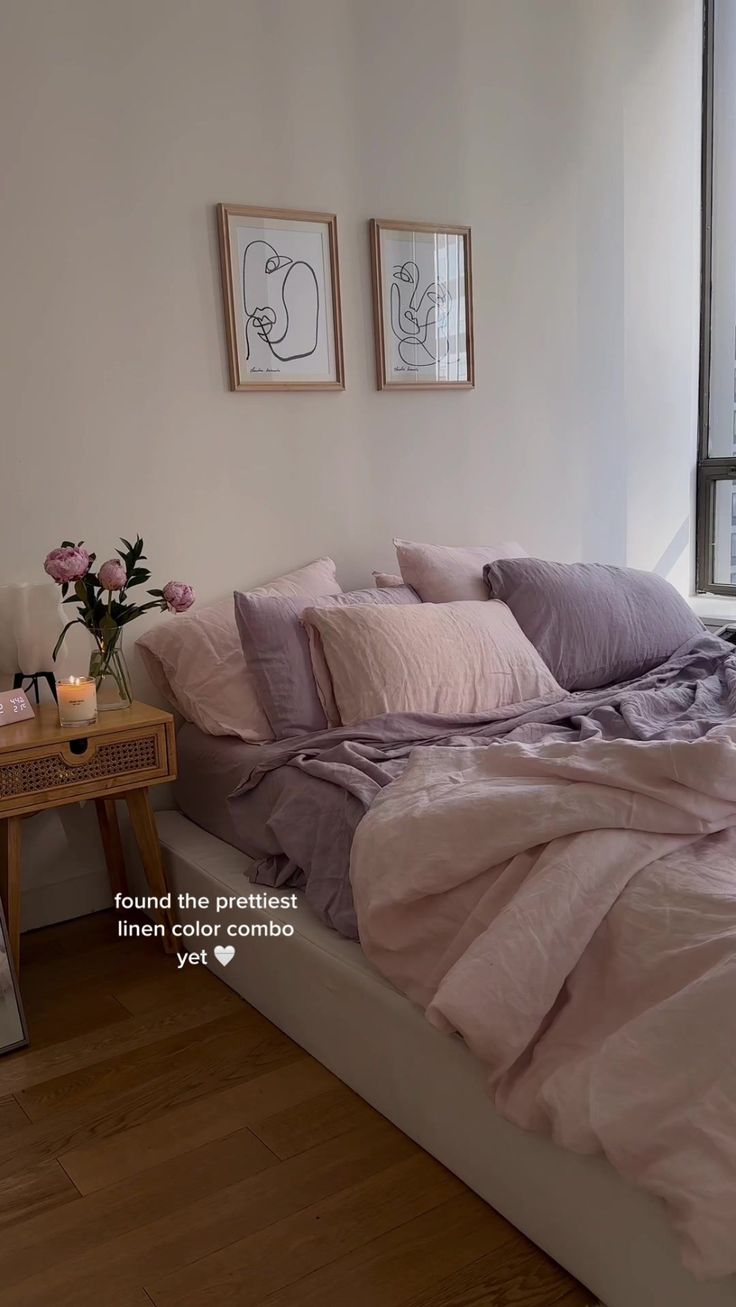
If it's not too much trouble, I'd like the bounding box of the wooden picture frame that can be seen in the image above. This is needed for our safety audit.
[369,219,474,391]
[217,204,345,392]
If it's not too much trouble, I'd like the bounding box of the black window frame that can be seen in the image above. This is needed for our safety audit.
[697,0,736,595]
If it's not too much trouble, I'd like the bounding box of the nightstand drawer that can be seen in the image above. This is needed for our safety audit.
[0,723,172,814]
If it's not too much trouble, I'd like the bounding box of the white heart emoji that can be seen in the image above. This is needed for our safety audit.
[214,945,235,967]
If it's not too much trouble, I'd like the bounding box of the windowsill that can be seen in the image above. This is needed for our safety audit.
[689,593,736,622]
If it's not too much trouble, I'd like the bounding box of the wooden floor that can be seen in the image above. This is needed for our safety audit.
[0,911,595,1307]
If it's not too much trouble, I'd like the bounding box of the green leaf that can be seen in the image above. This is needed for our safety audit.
[98,613,118,649]
[61,582,69,598]
[52,619,81,662]
[116,605,141,626]
[83,579,99,616]
[60,540,75,549]
[126,569,151,589]
[129,599,165,618]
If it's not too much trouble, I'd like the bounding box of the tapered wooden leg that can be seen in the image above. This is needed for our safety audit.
[95,799,128,900]
[0,818,22,975]
[124,788,175,953]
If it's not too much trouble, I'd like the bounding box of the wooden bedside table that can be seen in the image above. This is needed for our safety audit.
[0,701,177,970]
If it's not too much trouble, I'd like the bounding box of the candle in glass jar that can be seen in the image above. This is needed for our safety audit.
[57,677,97,727]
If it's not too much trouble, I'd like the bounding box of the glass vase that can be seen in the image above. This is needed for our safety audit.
[89,631,133,712]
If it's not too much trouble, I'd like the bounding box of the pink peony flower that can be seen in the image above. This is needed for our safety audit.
[98,559,127,591]
[44,546,91,585]
[162,581,195,613]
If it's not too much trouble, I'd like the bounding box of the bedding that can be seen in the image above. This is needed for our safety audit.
[484,557,704,690]
[372,572,405,588]
[301,600,564,725]
[136,556,341,741]
[394,537,527,602]
[234,583,418,739]
[178,632,736,940]
[351,734,736,1279]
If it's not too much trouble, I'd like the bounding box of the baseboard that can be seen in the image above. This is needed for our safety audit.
[21,872,112,932]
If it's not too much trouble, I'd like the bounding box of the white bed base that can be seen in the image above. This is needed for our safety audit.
[157,811,736,1307]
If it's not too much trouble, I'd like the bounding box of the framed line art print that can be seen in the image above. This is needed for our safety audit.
[217,204,345,391]
[369,219,474,390]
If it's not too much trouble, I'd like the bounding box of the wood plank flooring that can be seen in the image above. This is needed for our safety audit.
[0,911,594,1306]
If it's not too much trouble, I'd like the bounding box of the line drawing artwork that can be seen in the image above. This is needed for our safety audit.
[242,239,320,368]
[389,261,452,368]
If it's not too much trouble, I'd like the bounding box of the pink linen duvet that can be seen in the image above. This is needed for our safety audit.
[350,728,736,1278]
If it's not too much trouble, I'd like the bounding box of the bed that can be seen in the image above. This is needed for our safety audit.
[157,809,736,1307]
[156,629,736,1307]
[138,545,736,1307]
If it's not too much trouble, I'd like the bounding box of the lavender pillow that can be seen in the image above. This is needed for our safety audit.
[483,558,704,691]
[234,584,420,738]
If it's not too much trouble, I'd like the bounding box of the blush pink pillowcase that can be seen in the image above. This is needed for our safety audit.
[394,538,528,602]
[373,572,405,589]
[302,600,564,728]
[136,557,341,741]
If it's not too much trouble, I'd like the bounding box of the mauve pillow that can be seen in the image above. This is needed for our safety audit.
[373,572,405,589]
[394,538,528,602]
[234,584,420,738]
[302,600,564,727]
[483,558,704,691]
[136,557,341,741]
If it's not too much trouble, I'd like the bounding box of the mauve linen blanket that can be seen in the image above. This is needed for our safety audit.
[222,634,736,938]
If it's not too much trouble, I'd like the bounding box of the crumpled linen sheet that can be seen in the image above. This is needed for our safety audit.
[350,726,736,1279]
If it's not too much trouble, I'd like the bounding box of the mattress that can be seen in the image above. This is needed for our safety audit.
[174,723,261,854]
[157,809,736,1307]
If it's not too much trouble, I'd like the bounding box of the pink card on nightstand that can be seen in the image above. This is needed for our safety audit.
[0,690,35,727]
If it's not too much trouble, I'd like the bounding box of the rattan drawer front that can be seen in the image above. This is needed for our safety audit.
[0,728,167,806]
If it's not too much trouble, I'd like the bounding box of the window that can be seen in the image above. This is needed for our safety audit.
[697,0,736,594]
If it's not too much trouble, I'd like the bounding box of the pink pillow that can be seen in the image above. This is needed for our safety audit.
[136,557,341,741]
[373,572,405,589]
[302,600,564,727]
[394,538,527,602]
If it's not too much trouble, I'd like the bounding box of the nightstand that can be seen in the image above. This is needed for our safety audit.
[0,701,177,970]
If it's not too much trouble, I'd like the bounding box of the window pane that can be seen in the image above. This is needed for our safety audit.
[713,479,736,586]
[709,1,736,455]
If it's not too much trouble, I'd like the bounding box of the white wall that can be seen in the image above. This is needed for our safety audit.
[0,0,702,922]
[623,0,703,594]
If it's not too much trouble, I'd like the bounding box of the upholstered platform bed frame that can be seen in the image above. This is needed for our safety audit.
[157,810,736,1307]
